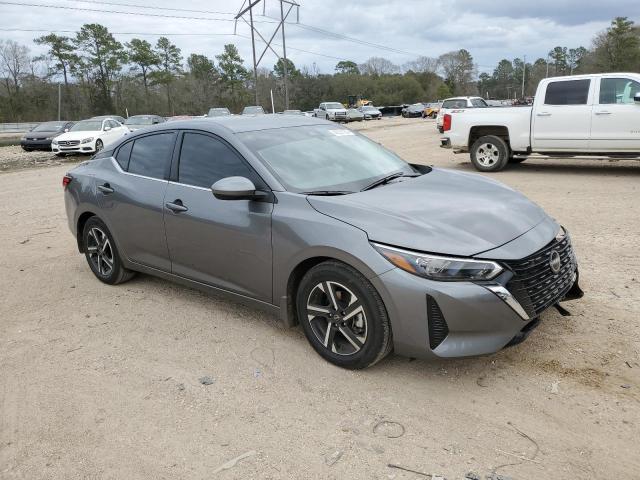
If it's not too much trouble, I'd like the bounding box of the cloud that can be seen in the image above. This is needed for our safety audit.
[0,0,636,75]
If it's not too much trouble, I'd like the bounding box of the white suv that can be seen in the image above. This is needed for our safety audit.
[436,96,488,132]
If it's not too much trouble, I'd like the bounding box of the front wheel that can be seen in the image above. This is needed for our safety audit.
[82,217,135,285]
[470,135,510,172]
[94,139,104,152]
[296,261,393,369]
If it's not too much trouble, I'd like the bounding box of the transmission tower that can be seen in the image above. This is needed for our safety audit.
[235,0,300,109]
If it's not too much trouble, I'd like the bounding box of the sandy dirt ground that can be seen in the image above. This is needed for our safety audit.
[0,117,639,479]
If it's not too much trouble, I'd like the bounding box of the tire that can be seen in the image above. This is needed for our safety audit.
[470,135,510,172]
[509,156,527,164]
[296,260,393,369]
[95,139,104,152]
[82,217,135,285]
[22,147,32,152]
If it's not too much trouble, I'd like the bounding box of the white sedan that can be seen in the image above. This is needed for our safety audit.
[52,118,129,156]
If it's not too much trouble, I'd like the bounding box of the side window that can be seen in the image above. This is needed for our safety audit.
[178,132,261,189]
[544,79,591,105]
[115,141,133,170]
[128,132,175,179]
[599,78,640,104]
[109,120,119,128]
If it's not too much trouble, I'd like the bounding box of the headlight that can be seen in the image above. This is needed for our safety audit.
[373,243,503,281]
[555,225,566,241]
[51,139,58,145]
[81,137,94,144]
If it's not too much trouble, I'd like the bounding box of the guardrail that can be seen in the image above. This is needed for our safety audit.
[0,123,39,133]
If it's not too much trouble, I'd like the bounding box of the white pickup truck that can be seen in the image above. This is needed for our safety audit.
[314,102,348,122]
[440,73,640,171]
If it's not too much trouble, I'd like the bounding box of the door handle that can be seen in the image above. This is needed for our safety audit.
[97,183,114,194]
[165,200,188,213]
[595,111,611,115]
[536,112,552,117]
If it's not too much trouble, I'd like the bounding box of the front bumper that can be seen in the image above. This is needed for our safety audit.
[21,139,53,150]
[369,226,581,360]
[52,141,97,154]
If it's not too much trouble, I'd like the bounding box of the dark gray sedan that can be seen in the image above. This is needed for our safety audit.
[21,121,74,151]
[63,116,582,369]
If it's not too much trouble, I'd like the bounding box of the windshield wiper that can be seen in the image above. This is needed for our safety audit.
[301,190,354,196]
[361,171,420,191]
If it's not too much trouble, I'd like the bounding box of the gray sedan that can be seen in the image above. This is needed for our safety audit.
[63,116,582,369]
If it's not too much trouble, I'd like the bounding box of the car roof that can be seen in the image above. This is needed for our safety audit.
[127,115,328,134]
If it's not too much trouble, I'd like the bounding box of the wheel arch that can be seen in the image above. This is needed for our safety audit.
[281,249,385,328]
[469,126,511,151]
[76,210,97,253]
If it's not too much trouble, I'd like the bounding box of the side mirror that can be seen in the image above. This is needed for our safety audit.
[104,126,111,131]
[634,92,640,103]
[211,176,263,201]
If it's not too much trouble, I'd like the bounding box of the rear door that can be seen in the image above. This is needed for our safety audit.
[97,131,177,271]
[531,78,594,151]
[590,76,640,152]
[163,131,273,302]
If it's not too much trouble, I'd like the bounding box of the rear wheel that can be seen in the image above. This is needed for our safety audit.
[470,135,509,172]
[296,261,393,369]
[82,217,135,285]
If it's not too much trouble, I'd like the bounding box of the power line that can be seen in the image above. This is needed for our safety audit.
[8,0,429,59]
[0,28,347,61]
[0,1,279,23]
[61,0,236,16]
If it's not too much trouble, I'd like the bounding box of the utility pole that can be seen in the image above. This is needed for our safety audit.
[546,54,550,77]
[521,55,526,99]
[57,84,61,121]
[279,0,289,109]
[235,0,299,109]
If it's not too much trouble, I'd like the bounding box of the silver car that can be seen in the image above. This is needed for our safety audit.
[63,116,582,369]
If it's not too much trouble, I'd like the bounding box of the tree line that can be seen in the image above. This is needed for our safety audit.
[0,17,639,122]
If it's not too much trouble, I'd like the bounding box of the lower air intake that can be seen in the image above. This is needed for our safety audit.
[427,295,449,350]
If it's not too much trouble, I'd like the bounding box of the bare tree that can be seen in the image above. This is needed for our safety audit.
[437,49,476,95]
[403,55,438,74]
[0,39,31,94]
[359,56,399,75]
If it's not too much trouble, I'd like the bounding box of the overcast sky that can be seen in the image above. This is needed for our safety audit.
[1,0,638,74]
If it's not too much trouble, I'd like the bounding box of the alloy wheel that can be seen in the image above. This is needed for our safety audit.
[95,140,103,152]
[306,281,367,355]
[86,227,114,276]
[476,142,500,167]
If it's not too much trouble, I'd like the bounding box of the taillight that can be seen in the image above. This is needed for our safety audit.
[443,113,452,132]
[62,174,73,189]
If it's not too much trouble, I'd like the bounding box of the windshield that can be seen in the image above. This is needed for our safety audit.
[324,103,343,109]
[243,106,264,114]
[471,98,488,107]
[70,120,103,132]
[209,108,230,116]
[125,116,154,125]
[239,125,416,193]
[33,122,65,131]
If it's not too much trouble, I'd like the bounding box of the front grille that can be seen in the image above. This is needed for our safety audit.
[427,295,449,350]
[58,140,80,146]
[504,235,577,317]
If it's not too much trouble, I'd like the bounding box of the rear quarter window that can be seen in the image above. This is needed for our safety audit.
[544,79,591,105]
[127,132,176,179]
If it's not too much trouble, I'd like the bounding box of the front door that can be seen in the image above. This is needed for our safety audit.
[163,131,273,302]
[531,78,594,151]
[590,76,640,152]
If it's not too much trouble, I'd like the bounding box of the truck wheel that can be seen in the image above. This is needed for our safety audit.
[470,135,509,172]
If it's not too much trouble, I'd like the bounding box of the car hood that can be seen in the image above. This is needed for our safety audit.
[307,168,547,257]
[55,130,102,140]
[25,130,61,137]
